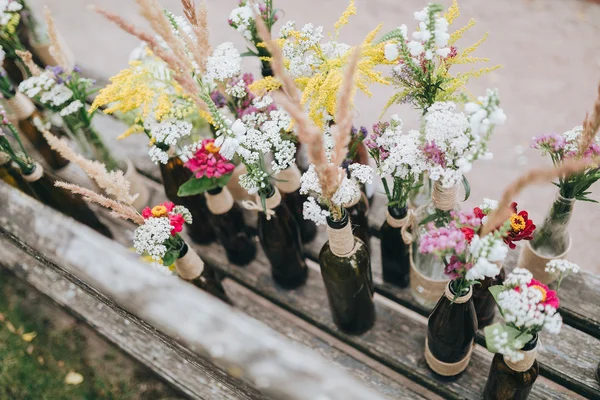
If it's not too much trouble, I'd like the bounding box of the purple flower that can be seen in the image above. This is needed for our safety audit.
[210,90,227,108]
[419,224,467,256]
[73,66,82,73]
[531,133,566,152]
[241,73,254,86]
[452,210,482,229]
[359,126,368,139]
[422,140,446,167]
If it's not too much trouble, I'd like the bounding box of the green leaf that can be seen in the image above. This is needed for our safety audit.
[162,250,178,267]
[240,49,259,58]
[375,28,405,44]
[484,323,532,353]
[177,174,232,197]
[462,175,470,201]
[488,285,504,305]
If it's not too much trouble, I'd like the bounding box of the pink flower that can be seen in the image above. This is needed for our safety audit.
[444,255,471,280]
[531,133,566,152]
[516,279,560,309]
[185,139,235,179]
[421,140,446,167]
[169,214,185,235]
[419,224,467,256]
[141,207,153,219]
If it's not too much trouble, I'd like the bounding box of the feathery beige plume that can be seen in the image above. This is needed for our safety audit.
[579,82,600,155]
[181,0,211,71]
[55,181,144,225]
[42,129,139,205]
[15,50,42,76]
[44,7,68,70]
[481,158,597,236]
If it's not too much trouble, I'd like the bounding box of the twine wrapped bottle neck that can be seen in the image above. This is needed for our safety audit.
[326,213,357,257]
[175,242,204,280]
[444,281,472,304]
[20,163,44,182]
[205,186,234,215]
[274,164,301,193]
[432,181,458,211]
[504,342,538,372]
[6,92,36,121]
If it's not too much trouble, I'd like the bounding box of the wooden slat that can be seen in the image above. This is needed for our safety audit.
[0,181,387,400]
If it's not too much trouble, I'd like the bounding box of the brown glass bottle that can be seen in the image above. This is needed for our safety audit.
[426,281,477,376]
[282,189,317,243]
[319,211,375,334]
[380,206,410,288]
[159,156,215,244]
[473,267,506,329]
[257,187,308,289]
[483,335,539,400]
[3,58,26,85]
[178,242,231,305]
[22,164,112,238]
[206,187,256,266]
[345,191,370,255]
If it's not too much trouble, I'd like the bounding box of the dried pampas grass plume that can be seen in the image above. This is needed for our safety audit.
[481,158,598,236]
[44,7,68,70]
[42,129,139,205]
[15,50,41,76]
[579,82,600,155]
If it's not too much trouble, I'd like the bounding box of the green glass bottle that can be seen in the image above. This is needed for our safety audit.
[257,186,308,289]
[483,335,539,400]
[425,281,477,376]
[319,211,375,334]
[159,155,215,244]
[345,190,370,255]
[20,163,112,238]
[205,186,256,266]
[380,206,411,288]
[0,152,33,195]
[473,267,505,329]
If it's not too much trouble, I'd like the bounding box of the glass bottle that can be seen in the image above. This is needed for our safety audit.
[159,155,216,244]
[425,281,477,376]
[483,335,539,400]
[380,206,411,288]
[409,171,432,209]
[175,242,231,305]
[345,190,370,255]
[257,186,308,289]
[411,181,459,309]
[520,193,574,284]
[20,163,112,238]
[319,210,376,334]
[473,266,505,329]
[0,153,33,195]
[275,165,317,244]
[6,93,70,170]
[205,186,256,266]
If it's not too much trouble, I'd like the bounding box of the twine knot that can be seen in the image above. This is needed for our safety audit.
[242,200,276,220]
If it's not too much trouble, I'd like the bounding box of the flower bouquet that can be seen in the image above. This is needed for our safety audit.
[483,262,578,399]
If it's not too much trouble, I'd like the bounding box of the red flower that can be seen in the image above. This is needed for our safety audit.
[169,214,185,235]
[519,279,560,309]
[162,201,175,212]
[503,202,536,249]
[185,138,235,179]
[473,207,485,220]
[141,207,153,219]
[460,227,475,243]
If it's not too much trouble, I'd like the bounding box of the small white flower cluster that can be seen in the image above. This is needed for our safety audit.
[496,284,562,335]
[279,21,324,78]
[239,168,270,195]
[133,217,173,260]
[466,234,508,280]
[205,42,242,83]
[229,4,258,41]
[478,197,498,224]
[423,90,505,187]
[383,4,450,63]
[545,259,580,277]
[59,100,84,117]
[19,72,73,108]
[0,0,21,27]
[377,116,428,180]
[144,118,192,164]
[504,267,533,287]
[562,126,584,155]
[226,78,248,98]
[488,328,525,363]
[300,163,373,225]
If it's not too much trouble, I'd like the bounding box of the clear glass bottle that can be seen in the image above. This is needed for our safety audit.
[426,281,477,376]
[473,267,505,329]
[205,186,256,266]
[483,335,539,400]
[257,186,308,289]
[380,206,411,288]
[345,190,370,255]
[159,155,216,245]
[319,211,375,334]
[411,181,459,309]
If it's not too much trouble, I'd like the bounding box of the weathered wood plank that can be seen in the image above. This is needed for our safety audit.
[0,181,387,400]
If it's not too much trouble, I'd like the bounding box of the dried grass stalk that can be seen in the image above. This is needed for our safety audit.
[44,7,68,70]
[181,0,211,71]
[579,82,600,155]
[15,50,41,76]
[481,158,597,236]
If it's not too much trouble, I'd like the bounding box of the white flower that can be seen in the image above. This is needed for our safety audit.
[303,197,330,225]
[407,41,424,56]
[545,259,580,277]
[150,119,192,146]
[133,217,173,260]
[331,176,360,207]
[398,24,408,39]
[436,48,451,57]
[504,268,533,287]
[468,233,508,279]
[384,43,399,61]
[414,8,428,22]
[300,164,322,195]
[39,83,73,107]
[348,163,373,185]
[148,146,170,164]
[205,42,242,83]
[59,100,83,117]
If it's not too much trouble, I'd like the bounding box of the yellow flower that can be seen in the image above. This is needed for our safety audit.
[205,141,220,154]
[151,205,168,217]
[118,123,145,140]
[510,214,526,232]
[334,0,357,35]
[248,76,282,97]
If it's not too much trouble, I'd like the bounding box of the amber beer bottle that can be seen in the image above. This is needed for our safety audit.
[483,335,539,400]
[5,92,69,170]
[20,163,112,238]
[257,186,308,289]
[319,210,375,334]
[159,155,215,244]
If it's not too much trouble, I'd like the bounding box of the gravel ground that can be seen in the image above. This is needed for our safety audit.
[27,0,600,273]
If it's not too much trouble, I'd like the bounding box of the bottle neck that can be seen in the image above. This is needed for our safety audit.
[275,164,301,193]
[205,186,234,215]
[20,162,44,182]
[504,337,538,372]
[6,92,35,121]
[432,181,458,211]
[445,281,472,304]
[326,212,356,257]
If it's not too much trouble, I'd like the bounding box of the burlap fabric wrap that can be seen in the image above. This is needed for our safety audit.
[410,182,458,306]
[6,93,35,120]
[504,346,538,372]
[518,240,571,285]
[21,163,44,182]
[226,163,252,201]
[175,245,204,280]
[242,187,281,220]
[327,219,359,258]
[123,158,150,212]
[425,283,474,376]
[274,165,301,193]
[205,186,234,215]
